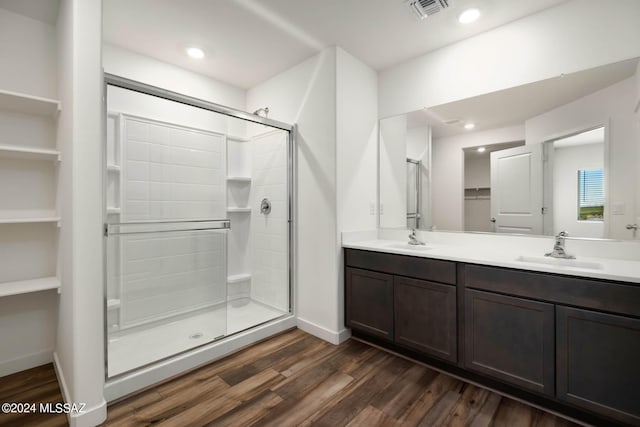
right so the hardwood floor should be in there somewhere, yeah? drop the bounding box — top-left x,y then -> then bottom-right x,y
0,364 -> 67,427
0,329 -> 580,427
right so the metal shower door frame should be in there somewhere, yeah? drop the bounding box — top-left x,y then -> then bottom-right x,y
102,73 -> 296,380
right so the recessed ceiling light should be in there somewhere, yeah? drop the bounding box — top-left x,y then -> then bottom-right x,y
477,147 -> 486,153
186,47 -> 205,59
459,8 -> 480,24
464,122 -> 476,130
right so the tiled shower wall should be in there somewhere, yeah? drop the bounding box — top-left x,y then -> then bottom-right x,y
112,116 -> 228,329
123,117 -> 226,221
250,130 -> 289,312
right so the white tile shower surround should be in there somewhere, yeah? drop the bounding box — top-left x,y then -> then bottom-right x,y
107,299 -> 287,377
250,130 -> 289,312
114,230 -> 227,327
123,116 -> 226,222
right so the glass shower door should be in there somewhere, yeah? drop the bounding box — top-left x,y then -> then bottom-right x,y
105,221 -> 228,377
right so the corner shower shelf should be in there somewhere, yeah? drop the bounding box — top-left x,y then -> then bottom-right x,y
227,207 -> 251,213
0,144 -> 61,161
107,164 -> 121,173
226,176 -> 251,182
227,273 -> 251,284
0,276 -> 60,298
227,135 -> 250,143
106,208 -> 121,214
0,89 -> 60,116
0,216 -> 60,225
107,299 -> 121,310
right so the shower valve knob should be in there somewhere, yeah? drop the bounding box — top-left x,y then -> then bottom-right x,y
260,198 -> 271,215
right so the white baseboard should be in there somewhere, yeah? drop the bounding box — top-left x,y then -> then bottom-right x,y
52,352 -> 71,403
68,400 -> 107,427
296,317 -> 351,345
54,351 -> 108,427
0,349 -> 53,377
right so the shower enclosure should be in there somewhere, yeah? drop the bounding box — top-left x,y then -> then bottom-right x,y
103,75 -> 293,381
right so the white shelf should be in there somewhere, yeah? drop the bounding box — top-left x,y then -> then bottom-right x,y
227,135 -> 250,143
0,276 -> 60,298
0,216 -> 60,224
0,89 -> 60,116
0,144 -> 61,161
227,273 -> 252,284
107,298 -> 121,310
227,207 -> 251,213
226,176 -> 251,182
107,164 -> 121,173
107,208 -> 121,214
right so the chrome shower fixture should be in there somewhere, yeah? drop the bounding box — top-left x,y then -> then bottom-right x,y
253,107 -> 269,117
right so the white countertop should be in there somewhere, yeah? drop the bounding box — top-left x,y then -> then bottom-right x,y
343,238 -> 640,284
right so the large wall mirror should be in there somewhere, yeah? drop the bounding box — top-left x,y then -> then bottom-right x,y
379,57 -> 640,240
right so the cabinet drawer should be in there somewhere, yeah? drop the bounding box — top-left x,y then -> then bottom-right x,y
394,277 -> 457,362
345,249 -> 456,285
557,306 -> 640,425
464,264 -> 640,318
465,289 -> 555,396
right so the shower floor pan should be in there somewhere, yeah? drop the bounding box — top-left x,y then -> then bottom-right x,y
107,300 -> 287,377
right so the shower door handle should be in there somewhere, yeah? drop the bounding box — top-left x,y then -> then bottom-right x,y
105,219 -> 230,236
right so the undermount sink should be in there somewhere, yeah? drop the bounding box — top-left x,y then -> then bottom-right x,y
515,255 -> 603,270
384,242 -> 432,252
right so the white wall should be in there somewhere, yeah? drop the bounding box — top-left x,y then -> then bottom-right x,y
0,7 -> 57,98
0,7 -> 58,377
335,47 -> 378,338
379,0 -> 640,118
55,0 -> 107,425
432,125 -> 524,231
464,154 -> 490,189
526,78 -> 637,239
247,48 -> 341,342
553,143 -> 604,237
104,44 -> 245,111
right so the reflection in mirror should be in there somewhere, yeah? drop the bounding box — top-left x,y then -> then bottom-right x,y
463,141 -> 523,232
379,57 -> 639,240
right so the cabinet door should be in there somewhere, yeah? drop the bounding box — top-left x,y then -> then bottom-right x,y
395,277 -> 457,362
557,306 -> 640,425
464,289 -> 554,395
345,267 -> 394,341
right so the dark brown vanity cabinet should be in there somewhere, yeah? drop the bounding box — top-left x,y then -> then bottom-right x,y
345,267 -> 394,341
344,249 -> 457,362
345,249 -> 640,425
464,289 -> 555,396
557,306 -> 640,425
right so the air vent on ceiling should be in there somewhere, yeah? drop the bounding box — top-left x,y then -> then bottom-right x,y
406,0 -> 452,20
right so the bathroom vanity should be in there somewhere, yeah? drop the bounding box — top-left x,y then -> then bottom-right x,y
344,243 -> 640,426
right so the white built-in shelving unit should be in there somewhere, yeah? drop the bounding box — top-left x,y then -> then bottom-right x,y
0,89 -> 62,298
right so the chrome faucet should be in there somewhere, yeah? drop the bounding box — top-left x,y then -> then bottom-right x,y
408,229 -> 425,245
545,231 -> 575,259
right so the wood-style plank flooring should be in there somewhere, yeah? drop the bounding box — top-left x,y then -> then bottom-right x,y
0,329 -> 580,426
0,363 -> 68,427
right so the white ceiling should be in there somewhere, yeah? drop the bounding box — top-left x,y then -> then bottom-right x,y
103,0 -> 568,89
407,58 -> 639,137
